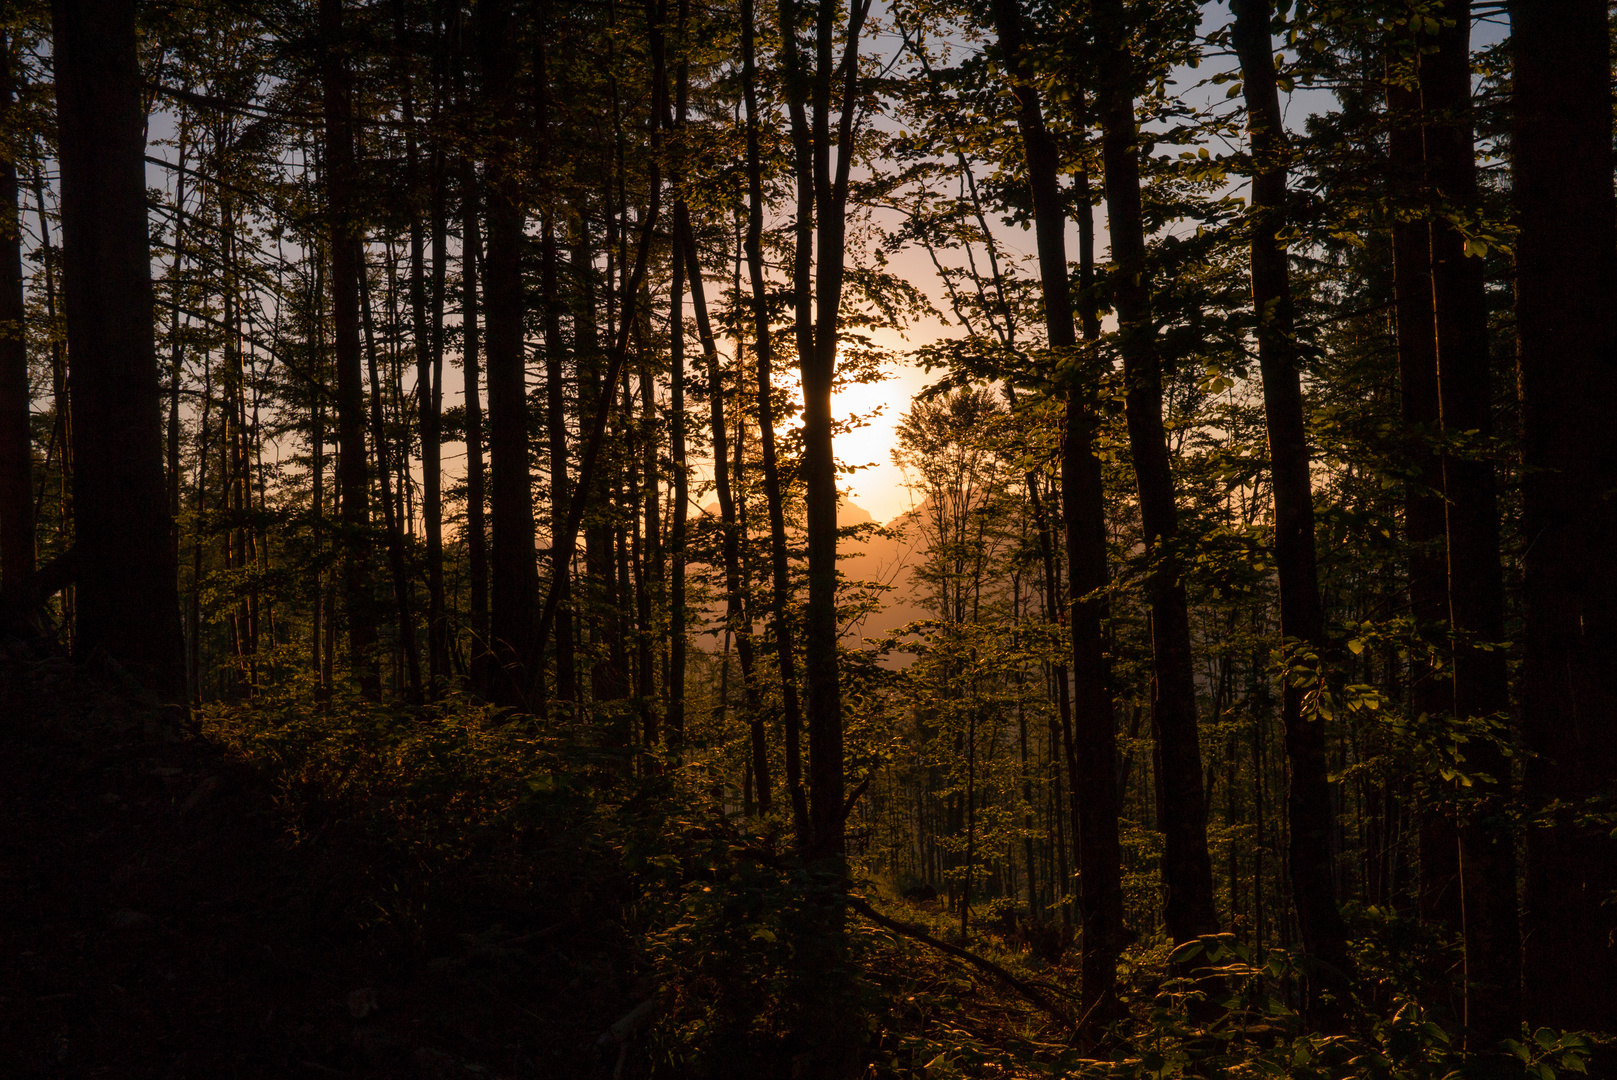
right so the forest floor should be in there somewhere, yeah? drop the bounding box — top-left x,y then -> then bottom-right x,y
0,655 -> 636,1080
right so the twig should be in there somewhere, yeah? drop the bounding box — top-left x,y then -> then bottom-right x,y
840,775 -> 872,824
846,894 -> 1071,1025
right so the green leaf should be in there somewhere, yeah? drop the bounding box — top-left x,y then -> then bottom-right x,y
1347,638 -> 1365,655
1169,939 -> 1204,964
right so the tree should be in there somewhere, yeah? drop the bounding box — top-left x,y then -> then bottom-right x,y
779,0 -> 869,864
0,30 -> 34,607
51,0 -> 185,699
319,0 -> 381,698
478,0 -> 540,706
1230,0 -> 1349,995
986,0 -> 1123,1019
1511,0 -> 1617,1033
1091,0 -> 1216,944
1384,14 -> 1459,931
1421,0 -> 1520,1045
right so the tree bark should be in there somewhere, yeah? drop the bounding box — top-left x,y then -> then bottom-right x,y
478,0 -> 540,707
319,0 -> 381,698
395,0 -> 448,697
460,158 -> 490,696
780,0 -> 867,864
1511,0 -> 1617,1034
1385,49 -> 1461,932
1091,0 -> 1217,944
52,0 -> 185,700
1422,3 -> 1521,1046
0,33 -> 35,604
1231,0 -> 1350,991
359,247 -> 424,703
986,0 -> 1123,1019
743,0 -> 808,837
681,217 -> 763,805
667,221 -> 688,748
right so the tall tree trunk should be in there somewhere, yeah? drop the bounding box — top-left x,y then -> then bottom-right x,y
461,160 -> 490,696
164,125 -> 190,584
986,0 -> 1123,1019
532,36 -> 576,710
1091,0 -> 1217,944
743,0 -> 807,836
479,0 -> 540,706
531,36 -> 662,710
667,218 -> 688,748
780,0 -> 868,862
1511,0 -> 1617,1034
637,351 -> 661,748
360,249 -> 425,703
319,0 -> 381,698
1385,50 -> 1461,931
681,219 -> 763,805
1232,0 -> 1350,993
31,160 -> 69,642
1422,3 -> 1521,1047
396,0 -> 447,696
0,33 -> 35,605
51,0 -> 185,700
777,0 -> 868,1071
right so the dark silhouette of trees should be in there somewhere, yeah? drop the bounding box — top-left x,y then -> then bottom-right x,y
1422,0 -> 1521,1045
1092,0 -> 1216,945
1231,0 -> 1349,996
8,0 -> 1617,1070
51,0 -> 185,699
0,31 -> 33,608
986,0 -> 1123,1021
1512,0 -> 1617,1033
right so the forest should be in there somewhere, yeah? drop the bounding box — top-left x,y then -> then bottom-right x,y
0,0 -> 1613,1076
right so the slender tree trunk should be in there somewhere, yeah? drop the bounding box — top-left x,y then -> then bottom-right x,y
479,0 -> 540,706
539,211 -> 575,704
1386,53 -> 1462,931
0,34 -> 35,605
1092,0 -> 1217,944
164,124 -> 191,586
667,219 -> 688,747
427,138 -> 448,695
780,0 -> 868,864
31,161 -> 69,644
533,181 -> 573,713
1511,0 -> 1617,1035
319,0 -> 381,697
461,160 -> 490,696
681,220 -> 763,804
743,0 -> 807,837
530,52 -> 662,707
1422,3 -> 1521,1047
638,351 -> 661,747
360,247 -> 424,703
311,301 -> 326,692
51,0 -> 185,700
987,0 -> 1123,1016
396,0 -> 447,696
777,1 -> 868,1071
1232,0 -> 1350,994
531,36 -> 576,710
